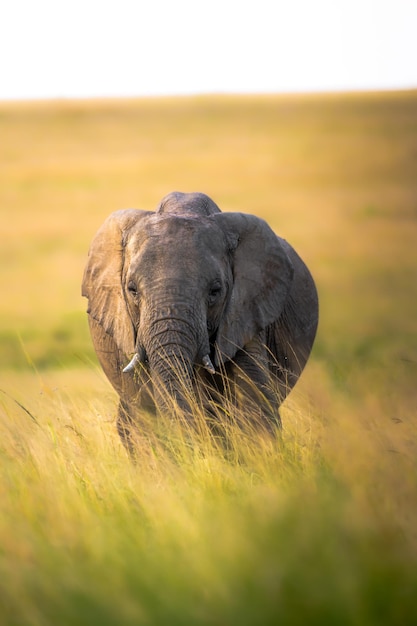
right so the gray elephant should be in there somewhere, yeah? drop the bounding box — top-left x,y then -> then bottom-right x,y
82,192 -> 318,452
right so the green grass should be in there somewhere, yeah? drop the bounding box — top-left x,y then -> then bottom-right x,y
1,369 -> 416,625
1,91 -> 417,624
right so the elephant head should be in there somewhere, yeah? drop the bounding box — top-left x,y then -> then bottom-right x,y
82,192 -> 317,422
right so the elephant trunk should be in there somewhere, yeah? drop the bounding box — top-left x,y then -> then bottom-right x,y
140,313 -> 209,416
148,344 -> 194,415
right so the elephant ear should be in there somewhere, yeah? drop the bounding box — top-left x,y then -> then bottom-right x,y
82,209 -> 151,355
212,212 -> 294,365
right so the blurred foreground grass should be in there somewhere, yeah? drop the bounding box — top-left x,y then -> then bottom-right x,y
1,367 -> 416,625
0,91 -> 417,624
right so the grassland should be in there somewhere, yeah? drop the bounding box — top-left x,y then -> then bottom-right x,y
0,91 -> 416,625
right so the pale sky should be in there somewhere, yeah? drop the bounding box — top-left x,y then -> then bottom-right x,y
1,0 -> 416,101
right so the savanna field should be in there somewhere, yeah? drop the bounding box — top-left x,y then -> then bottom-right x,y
0,91 -> 416,625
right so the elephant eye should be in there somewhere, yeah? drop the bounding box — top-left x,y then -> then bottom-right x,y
127,280 -> 138,296
208,282 -> 222,306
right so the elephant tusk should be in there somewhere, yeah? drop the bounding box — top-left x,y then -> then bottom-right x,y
122,352 -> 141,373
202,355 -> 216,374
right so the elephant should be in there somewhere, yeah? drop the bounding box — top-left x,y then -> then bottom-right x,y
82,191 -> 318,453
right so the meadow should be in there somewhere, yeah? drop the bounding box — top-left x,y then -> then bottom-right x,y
0,90 -> 416,624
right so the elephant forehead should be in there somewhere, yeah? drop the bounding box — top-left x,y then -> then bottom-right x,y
129,215 -> 226,256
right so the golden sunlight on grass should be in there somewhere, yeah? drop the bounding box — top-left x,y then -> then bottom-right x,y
0,91 -> 416,624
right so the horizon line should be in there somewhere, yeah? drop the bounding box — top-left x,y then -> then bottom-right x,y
1,85 -> 416,107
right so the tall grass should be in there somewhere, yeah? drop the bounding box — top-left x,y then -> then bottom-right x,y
1,365 -> 416,626
1,91 -> 417,623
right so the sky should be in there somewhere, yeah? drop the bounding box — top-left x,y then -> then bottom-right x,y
1,0 -> 416,101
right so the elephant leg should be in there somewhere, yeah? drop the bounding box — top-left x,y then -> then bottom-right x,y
117,394 -> 161,460
230,333 -> 281,431
117,400 -> 139,459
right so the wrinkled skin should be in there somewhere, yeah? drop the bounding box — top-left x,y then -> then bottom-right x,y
82,192 -> 318,453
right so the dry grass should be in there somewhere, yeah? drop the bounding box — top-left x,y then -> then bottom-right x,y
0,90 -> 416,624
